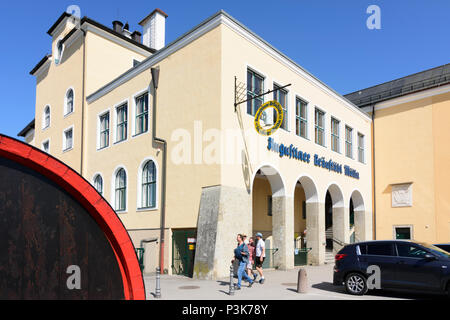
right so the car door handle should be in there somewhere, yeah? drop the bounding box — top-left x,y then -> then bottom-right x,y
397,261 -> 405,264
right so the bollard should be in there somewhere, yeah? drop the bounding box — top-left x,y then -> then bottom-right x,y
229,264 -> 235,296
297,268 -> 308,293
155,267 -> 162,298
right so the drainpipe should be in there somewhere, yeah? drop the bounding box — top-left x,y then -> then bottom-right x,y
80,27 -> 86,176
371,104 -> 376,240
151,67 -> 167,275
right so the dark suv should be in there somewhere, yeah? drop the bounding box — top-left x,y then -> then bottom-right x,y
333,240 -> 450,296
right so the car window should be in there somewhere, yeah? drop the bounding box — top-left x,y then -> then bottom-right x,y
419,243 -> 450,259
396,243 -> 428,258
358,244 -> 367,255
366,243 -> 394,256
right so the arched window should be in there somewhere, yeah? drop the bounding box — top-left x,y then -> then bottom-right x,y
55,40 -> 64,64
43,106 -> 50,129
65,89 -> 74,115
141,160 -> 156,209
94,174 -> 103,195
115,169 -> 127,211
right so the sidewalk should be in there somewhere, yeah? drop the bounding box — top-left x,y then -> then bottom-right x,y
143,264 -> 415,300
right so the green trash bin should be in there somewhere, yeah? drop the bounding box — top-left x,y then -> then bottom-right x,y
294,248 -> 311,266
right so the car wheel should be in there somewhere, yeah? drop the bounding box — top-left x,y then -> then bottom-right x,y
345,273 -> 368,296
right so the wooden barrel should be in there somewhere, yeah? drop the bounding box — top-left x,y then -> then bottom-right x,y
0,135 -> 145,300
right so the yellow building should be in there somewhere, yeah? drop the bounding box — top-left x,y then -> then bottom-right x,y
23,9 -> 373,279
346,64 -> 450,244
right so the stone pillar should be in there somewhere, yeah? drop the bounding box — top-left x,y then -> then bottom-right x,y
332,207 -> 350,253
306,202 -> 325,265
355,210 -> 372,242
193,185 -> 252,280
272,196 -> 294,270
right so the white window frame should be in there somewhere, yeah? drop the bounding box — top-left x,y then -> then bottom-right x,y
42,139 -> 50,153
357,132 -> 365,163
393,225 -> 414,240
137,157 -> 159,211
111,165 -> 128,213
113,99 -> 129,144
62,125 -> 74,152
330,116 -> 341,153
295,95 -> 309,140
64,87 -> 75,116
93,173 -> 104,196
42,105 -> 51,130
132,88 -> 150,137
246,66 -> 266,117
273,81 -> 289,131
345,125 -> 353,159
97,109 -> 110,151
314,107 -> 326,147
54,39 -> 65,65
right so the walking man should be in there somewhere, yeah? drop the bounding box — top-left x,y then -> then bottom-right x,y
231,234 -> 254,290
255,232 -> 266,284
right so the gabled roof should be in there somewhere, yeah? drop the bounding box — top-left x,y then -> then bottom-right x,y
47,12 -> 71,35
17,119 -> 35,137
29,55 -> 51,75
345,63 -> 450,108
31,13 -> 156,76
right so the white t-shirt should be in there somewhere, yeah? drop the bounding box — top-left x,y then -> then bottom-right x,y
256,239 -> 265,257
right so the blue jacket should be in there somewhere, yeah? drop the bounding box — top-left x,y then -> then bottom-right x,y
234,243 -> 249,263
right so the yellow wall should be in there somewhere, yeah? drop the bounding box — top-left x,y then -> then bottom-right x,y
85,26 -> 223,230
373,88 -> 450,243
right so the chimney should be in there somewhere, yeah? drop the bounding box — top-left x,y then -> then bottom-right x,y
112,20 -> 124,33
131,31 -> 142,43
139,8 -> 168,50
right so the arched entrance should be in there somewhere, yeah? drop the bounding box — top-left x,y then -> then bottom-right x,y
325,184 -> 346,255
293,175 -> 320,266
350,190 -> 366,243
251,165 -> 291,270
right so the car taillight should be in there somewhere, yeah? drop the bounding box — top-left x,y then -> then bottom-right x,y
335,254 -> 347,261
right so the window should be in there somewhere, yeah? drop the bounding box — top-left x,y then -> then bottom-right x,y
247,69 -> 264,116
315,108 -> 325,146
63,128 -> 73,151
43,106 -> 50,129
42,140 -> 49,153
141,160 -> 157,209
295,98 -> 308,138
94,175 -> 103,195
55,40 -> 63,64
135,93 -> 149,135
116,103 -> 128,142
358,133 -> 365,163
267,196 -> 272,217
99,112 -> 110,149
396,243 -> 427,258
395,227 -> 412,240
273,84 -> 288,130
331,117 -> 340,153
366,243 -> 394,256
65,89 -> 74,115
345,126 -> 353,158
115,169 -> 127,211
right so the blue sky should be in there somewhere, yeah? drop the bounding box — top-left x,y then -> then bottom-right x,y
0,0 -> 448,138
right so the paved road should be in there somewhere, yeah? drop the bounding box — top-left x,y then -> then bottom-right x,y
143,264 -> 440,300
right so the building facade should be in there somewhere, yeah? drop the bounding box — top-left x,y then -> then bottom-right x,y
24,9 -> 373,279
346,64 -> 450,245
